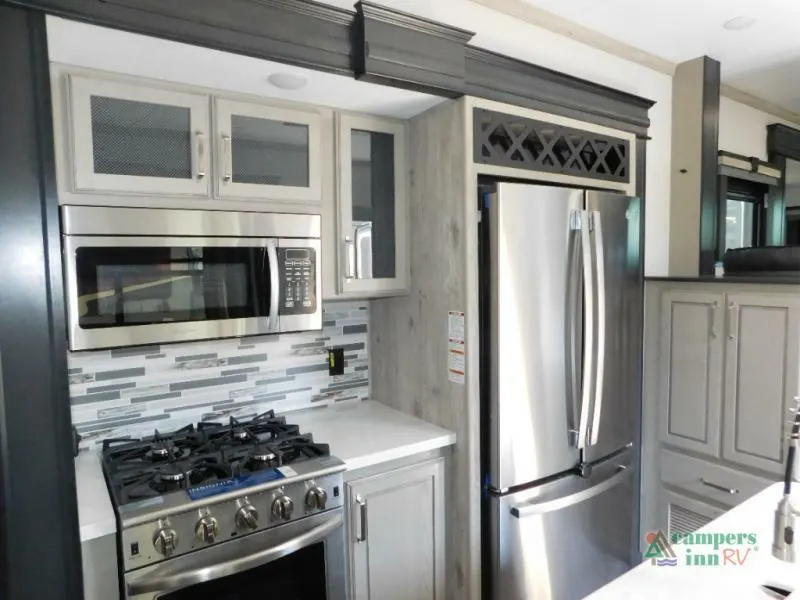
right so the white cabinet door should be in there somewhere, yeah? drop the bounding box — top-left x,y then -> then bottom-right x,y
347,459 -> 444,600
336,114 -> 408,297
662,490 -> 726,538
659,290 -> 725,457
723,293 -> 800,475
214,98 -> 322,202
68,75 -> 210,196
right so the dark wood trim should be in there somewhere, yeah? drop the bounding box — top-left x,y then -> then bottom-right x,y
768,123 -> 800,162
8,0 -> 654,135
0,6 -> 83,600
465,46 -> 654,136
767,154 -> 788,246
6,0 -> 358,75
716,174 -> 728,261
698,56 -> 721,275
354,1 -> 474,97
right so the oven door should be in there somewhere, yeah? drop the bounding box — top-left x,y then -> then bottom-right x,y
63,236 -> 281,351
126,510 -> 346,600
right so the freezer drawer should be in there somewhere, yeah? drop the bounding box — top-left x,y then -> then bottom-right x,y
491,458 -> 635,600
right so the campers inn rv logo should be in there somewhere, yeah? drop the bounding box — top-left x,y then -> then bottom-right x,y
644,530 -> 758,567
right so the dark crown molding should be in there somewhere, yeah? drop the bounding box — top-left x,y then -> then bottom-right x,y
355,1 -> 475,97
9,0 -> 358,75
465,46 -> 654,135
8,0 -> 654,133
356,1 -> 473,42
768,123 -> 800,162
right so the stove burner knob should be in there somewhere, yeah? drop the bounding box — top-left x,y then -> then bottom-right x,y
235,504 -> 259,530
153,524 -> 179,557
305,487 -> 328,510
271,495 -> 294,521
194,515 -> 220,544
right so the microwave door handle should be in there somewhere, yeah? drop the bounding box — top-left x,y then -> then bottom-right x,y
267,241 -> 279,331
589,211 -> 606,446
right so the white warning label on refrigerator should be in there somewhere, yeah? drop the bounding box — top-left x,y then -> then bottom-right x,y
448,311 -> 466,384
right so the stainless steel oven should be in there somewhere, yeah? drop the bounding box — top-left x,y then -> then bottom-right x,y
61,206 -> 321,351
125,509 -> 346,600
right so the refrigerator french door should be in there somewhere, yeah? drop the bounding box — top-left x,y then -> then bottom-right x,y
482,182 -> 643,600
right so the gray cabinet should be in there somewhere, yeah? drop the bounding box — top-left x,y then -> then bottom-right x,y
659,290 -> 725,457
722,293 -> 800,475
336,114 -> 409,297
346,458 -> 444,600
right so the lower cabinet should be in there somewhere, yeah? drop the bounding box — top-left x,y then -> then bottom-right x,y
345,458 -> 445,600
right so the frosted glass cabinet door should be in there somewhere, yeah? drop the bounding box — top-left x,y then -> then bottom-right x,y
68,75 -> 210,196
337,114 -> 408,296
214,99 -> 322,202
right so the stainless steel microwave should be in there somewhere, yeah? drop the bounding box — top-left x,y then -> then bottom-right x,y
61,206 -> 321,351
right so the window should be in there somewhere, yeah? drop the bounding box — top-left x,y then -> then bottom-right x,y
724,198 -> 755,251
717,175 -> 768,258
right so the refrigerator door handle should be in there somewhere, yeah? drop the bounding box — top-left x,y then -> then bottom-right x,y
566,210 -> 582,446
576,209 -> 594,450
589,211 -> 606,446
510,465 -> 630,518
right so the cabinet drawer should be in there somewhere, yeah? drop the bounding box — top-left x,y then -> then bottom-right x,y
660,449 -> 775,508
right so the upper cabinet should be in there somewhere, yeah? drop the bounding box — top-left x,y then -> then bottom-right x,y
336,114 -> 408,296
214,99 -> 322,202
68,75 -> 210,196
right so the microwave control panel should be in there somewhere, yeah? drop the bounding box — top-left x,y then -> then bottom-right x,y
278,248 -> 317,315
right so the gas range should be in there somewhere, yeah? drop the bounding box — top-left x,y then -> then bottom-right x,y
102,410 -> 346,584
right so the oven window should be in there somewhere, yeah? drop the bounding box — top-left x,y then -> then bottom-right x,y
159,543 -> 327,600
75,246 -> 271,328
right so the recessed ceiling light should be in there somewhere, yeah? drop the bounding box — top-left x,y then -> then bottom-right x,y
723,15 -> 756,31
266,72 -> 308,90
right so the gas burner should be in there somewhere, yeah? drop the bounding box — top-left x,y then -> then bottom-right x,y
231,427 -> 250,442
157,463 -> 188,483
249,446 -> 278,465
146,441 -> 181,461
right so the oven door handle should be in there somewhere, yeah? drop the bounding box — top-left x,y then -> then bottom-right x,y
267,240 -> 280,331
127,513 -> 342,595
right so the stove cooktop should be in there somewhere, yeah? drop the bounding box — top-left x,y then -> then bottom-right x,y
102,410 -> 331,506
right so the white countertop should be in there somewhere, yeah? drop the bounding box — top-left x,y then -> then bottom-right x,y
589,482 -> 800,599
291,401 -> 456,472
75,450 -> 117,543
75,400 -> 456,542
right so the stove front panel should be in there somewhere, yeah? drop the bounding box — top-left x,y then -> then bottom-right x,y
119,468 -> 344,572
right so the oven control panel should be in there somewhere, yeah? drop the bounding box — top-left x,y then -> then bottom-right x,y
119,470 -> 343,572
278,248 -> 317,315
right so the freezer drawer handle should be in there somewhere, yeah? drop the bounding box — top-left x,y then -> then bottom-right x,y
510,465 -> 630,519
700,478 -> 739,495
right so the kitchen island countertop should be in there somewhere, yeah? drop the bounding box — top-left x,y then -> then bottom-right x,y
589,482 -> 800,599
75,400 -> 456,542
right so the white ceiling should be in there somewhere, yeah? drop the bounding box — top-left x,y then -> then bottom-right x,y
513,0 -> 800,113
45,16 -> 443,119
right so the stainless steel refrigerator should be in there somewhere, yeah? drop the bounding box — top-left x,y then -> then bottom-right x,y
480,182 -> 643,600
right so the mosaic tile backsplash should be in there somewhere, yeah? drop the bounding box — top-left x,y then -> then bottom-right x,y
69,301 -> 369,449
